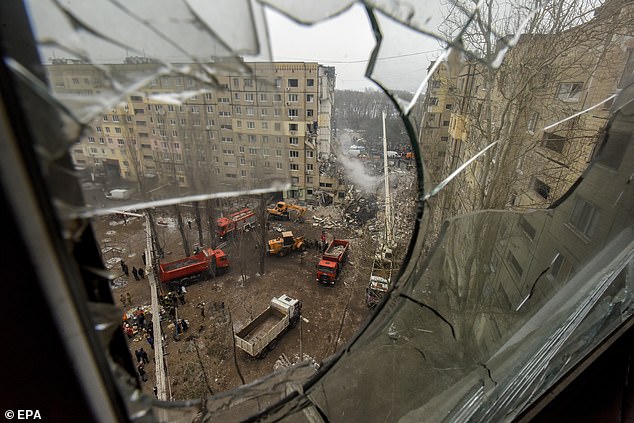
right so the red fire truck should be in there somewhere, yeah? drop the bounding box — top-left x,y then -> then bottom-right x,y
216,208 -> 256,239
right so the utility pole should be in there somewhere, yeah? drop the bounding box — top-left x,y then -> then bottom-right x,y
145,212 -> 169,402
382,111 -> 393,248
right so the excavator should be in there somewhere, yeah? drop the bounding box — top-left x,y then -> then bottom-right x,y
267,201 -> 307,221
267,231 -> 306,257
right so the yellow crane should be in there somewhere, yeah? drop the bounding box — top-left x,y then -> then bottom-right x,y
267,201 -> 307,221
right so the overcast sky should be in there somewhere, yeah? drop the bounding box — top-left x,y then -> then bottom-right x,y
27,0 -> 446,93
265,3 -> 445,92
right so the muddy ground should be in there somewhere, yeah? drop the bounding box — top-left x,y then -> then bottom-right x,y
94,202 -> 390,400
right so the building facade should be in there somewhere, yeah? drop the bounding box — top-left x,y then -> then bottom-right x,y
48,60 -> 338,202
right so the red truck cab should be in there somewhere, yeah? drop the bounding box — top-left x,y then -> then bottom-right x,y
316,239 -> 349,285
317,259 -> 340,285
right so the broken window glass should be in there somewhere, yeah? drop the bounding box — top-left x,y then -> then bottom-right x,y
3,0 -> 634,421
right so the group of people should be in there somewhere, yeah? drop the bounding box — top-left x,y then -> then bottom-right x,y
135,347 -> 150,382
120,258 -> 146,280
119,292 -> 133,307
160,289 -> 186,320
122,307 -> 153,340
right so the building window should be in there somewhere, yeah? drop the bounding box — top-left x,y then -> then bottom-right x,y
288,78 -> 298,87
274,123 -> 281,131
306,151 -> 314,158
261,108 -> 267,116
618,49 -> 634,88
248,135 -> 256,143
260,93 -> 268,101
533,178 -> 551,200
307,78 -> 314,86
289,123 -> 298,131
429,97 -> 439,106
249,148 -> 257,155
290,150 -> 299,158
247,121 -> 255,129
288,93 -> 298,102
263,136 -> 269,143
88,136 -> 95,143
527,112 -> 539,133
306,94 -> 314,103
262,122 -> 268,129
235,106 -> 241,114
274,78 -> 281,88
244,78 -> 253,87
542,132 -> 565,153
275,149 -> 282,157
236,120 -> 242,128
507,251 -> 524,277
569,197 -> 599,238
519,216 -> 536,241
307,109 -> 314,117
306,163 -> 313,171
442,120 -> 450,126
596,132 -> 628,170
246,107 -> 254,116
556,82 -> 583,102
288,109 -> 298,117
440,136 -> 449,141
445,104 -> 452,110
274,94 -> 282,102
245,93 -> 254,102
206,105 -> 213,113
290,163 -> 299,171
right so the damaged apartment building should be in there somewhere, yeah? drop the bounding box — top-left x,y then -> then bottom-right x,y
48,59 -> 343,203
419,1 -> 634,221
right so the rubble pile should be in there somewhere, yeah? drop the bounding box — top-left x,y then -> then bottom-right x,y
311,205 -> 345,229
274,353 -> 320,371
343,193 -> 378,227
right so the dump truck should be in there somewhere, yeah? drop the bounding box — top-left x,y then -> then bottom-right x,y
267,201 -> 307,221
234,295 -> 302,359
316,239 -> 350,285
268,231 -> 306,256
158,247 -> 229,288
216,208 -> 256,239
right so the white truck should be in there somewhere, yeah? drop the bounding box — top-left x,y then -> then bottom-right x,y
105,188 -> 132,200
234,295 -> 302,359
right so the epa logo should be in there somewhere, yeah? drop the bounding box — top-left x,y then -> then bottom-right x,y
4,410 -> 42,420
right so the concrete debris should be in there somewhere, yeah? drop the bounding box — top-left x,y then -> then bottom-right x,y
273,353 -> 320,371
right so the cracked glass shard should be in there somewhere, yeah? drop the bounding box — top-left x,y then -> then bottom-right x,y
259,0 -> 357,23
305,86 -> 634,422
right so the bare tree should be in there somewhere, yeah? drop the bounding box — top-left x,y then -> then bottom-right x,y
435,0 -> 628,218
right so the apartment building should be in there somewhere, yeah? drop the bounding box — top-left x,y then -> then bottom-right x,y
48,60 -> 337,202
418,1 -> 633,219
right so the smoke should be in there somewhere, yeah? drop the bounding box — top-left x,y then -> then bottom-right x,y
336,131 -> 381,194
338,156 -> 380,194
